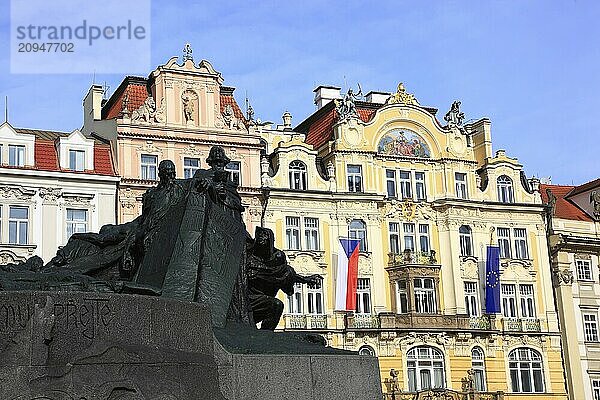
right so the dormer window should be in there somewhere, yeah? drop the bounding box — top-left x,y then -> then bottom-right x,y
497,175 -> 514,203
69,150 -> 85,171
8,145 -> 25,167
289,160 -> 307,190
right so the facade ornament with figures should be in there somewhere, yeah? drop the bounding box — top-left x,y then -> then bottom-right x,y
131,97 -> 158,123
182,43 -> 193,63
335,84 -> 362,120
590,190 -> 600,220
385,82 -> 419,106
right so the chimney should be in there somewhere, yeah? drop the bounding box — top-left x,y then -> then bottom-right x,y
365,91 -> 390,104
282,111 -> 292,129
83,84 -> 104,131
314,85 -> 341,109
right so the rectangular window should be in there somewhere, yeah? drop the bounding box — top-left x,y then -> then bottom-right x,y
593,379 -> 600,400
304,217 -> 319,250
226,161 -> 241,186
459,227 -> 473,256
307,279 -> 324,314
287,282 -> 303,314
8,145 -> 25,167
415,172 -> 426,200
183,157 -> 200,179
576,259 -> 593,281
396,280 -> 408,313
497,227 -> 511,258
584,314 -> 599,342
514,228 -> 529,259
285,216 -> 301,250
68,150 -> 85,171
403,223 -> 416,251
140,154 -> 158,180
418,224 -> 430,253
464,282 -> 479,317
347,165 -> 363,193
501,284 -> 517,317
356,278 -> 371,314
455,172 -> 468,199
399,170 -> 412,199
519,284 -> 536,318
414,277 -> 436,313
8,206 -> 28,244
389,222 -> 400,254
66,209 -> 87,240
386,169 -> 396,198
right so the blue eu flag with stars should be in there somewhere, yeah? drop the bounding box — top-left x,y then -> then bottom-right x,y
485,246 -> 501,314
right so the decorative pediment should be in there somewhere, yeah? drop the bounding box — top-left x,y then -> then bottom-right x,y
0,186 -> 36,200
377,129 -> 431,158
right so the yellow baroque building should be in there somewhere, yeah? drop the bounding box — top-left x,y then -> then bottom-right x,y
259,86 -> 567,399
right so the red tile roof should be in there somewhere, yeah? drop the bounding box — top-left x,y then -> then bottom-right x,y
220,93 -> 248,127
11,128 -> 116,176
103,76 -> 148,120
540,184 -> 592,222
567,177 -> 600,197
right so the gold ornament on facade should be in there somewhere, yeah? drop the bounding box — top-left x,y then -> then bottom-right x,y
385,82 -> 420,106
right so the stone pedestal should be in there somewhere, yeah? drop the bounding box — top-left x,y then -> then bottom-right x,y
0,292 -> 382,399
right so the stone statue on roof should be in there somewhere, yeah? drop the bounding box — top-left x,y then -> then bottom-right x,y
444,100 -> 465,127
590,190 -> 600,220
335,84 -> 362,120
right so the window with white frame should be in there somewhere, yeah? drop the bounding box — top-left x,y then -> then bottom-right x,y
414,277 -> 436,313
464,282 -> 479,317
576,259 -> 593,281
355,278 -> 371,314
455,172 -> 468,199
419,224 -> 430,253
8,145 -> 25,167
415,172 -> 426,201
289,160 -> 307,190
285,216 -> 301,250
226,161 -> 241,186
8,206 -> 28,244
497,227 -> 511,258
347,165 -> 363,192
349,219 -> 367,252
509,348 -> 544,393
584,313 -> 599,342
140,154 -> 157,180
514,228 -> 529,259
68,150 -> 85,171
501,284 -> 517,317
407,346 -> 445,391
386,169 -> 396,198
389,222 -> 400,254
399,170 -> 412,199
593,379 -> 600,400
403,223 -> 416,251
497,175 -> 515,203
471,347 -> 487,391
459,225 -> 473,256
183,157 -> 200,179
519,284 -> 536,318
287,282 -> 303,314
304,217 -> 319,250
66,209 -> 87,240
396,280 -> 408,314
307,278 -> 324,314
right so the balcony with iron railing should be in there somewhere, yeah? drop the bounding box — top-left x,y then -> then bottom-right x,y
501,317 -> 541,332
384,389 -> 504,400
388,249 -> 438,267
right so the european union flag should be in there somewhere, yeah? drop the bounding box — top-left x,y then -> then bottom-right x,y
485,246 -> 501,314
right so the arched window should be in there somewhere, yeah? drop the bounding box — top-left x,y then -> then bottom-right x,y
349,220 -> 367,252
497,175 -> 514,203
259,139 -> 268,156
407,346 -> 445,391
358,345 -> 375,356
471,347 -> 486,391
509,348 -> 544,393
289,160 -> 307,190
459,225 -> 473,256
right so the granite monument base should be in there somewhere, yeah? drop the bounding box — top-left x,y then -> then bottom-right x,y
0,292 -> 383,400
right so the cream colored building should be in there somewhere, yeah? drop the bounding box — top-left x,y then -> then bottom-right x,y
542,180 -> 600,400
0,122 -> 118,264
260,85 -> 567,399
82,51 -> 264,230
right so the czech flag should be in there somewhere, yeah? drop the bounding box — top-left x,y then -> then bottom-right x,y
485,245 -> 501,314
335,238 -> 361,311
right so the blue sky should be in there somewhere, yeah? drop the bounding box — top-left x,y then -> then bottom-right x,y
0,1 -> 598,185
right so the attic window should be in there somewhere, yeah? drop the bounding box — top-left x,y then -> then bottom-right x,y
69,150 -> 85,171
8,145 -> 25,167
